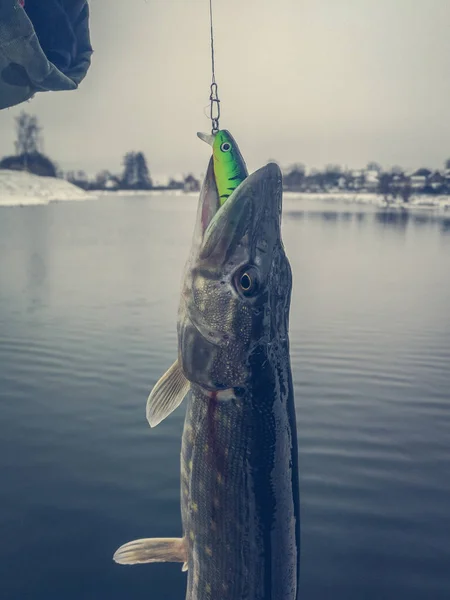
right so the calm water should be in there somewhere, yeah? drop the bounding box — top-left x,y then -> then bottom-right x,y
0,193 -> 449,600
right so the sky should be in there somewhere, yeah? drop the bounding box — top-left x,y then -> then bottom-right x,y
1,0 -> 450,181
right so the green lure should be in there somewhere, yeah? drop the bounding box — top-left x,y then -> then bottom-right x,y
197,130 -> 248,206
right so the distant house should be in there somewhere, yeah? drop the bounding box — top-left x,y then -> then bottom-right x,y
410,168 -> 432,190
364,169 -> 380,191
337,176 -> 347,189
429,171 -> 445,191
349,170 -> 365,190
391,173 -> 406,196
168,178 -> 184,190
104,177 -> 120,190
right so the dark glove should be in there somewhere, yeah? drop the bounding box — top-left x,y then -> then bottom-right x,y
0,0 -> 93,109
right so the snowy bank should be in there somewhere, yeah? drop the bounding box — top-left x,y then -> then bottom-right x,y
0,170 -> 95,207
284,191 -> 450,210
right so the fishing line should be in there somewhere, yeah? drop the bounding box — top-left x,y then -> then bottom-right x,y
208,0 -> 220,134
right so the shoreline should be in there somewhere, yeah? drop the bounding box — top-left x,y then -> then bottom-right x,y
1,170 -> 450,210
283,191 -> 450,210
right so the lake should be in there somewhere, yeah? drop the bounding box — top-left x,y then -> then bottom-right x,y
0,193 -> 449,600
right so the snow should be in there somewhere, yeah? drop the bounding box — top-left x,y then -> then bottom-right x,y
1,169 -> 449,212
284,191 -> 450,210
0,170 -> 95,207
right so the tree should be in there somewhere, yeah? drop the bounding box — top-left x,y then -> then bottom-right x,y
0,152 -> 56,177
0,111 -> 58,177
66,170 -> 89,189
445,159 -> 450,171
284,164 -> 305,191
121,152 -> 136,188
15,112 -> 41,156
412,168 -> 432,178
325,164 -> 342,175
306,169 -> 325,191
135,152 -> 152,189
378,172 -> 393,202
400,181 -> 413,203
121,151 -> 152,189
323,164 -> 342,188
390,165 -> 404,175
183,174 -> 200,192
93,170 -> 112,189
367,162 -> 382,173
168,177 -> 184,190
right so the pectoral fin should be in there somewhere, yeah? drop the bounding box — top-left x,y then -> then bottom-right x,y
146,359 -> 190,427
113,537 -> 187,566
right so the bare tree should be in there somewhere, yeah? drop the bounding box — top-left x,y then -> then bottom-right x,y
15,112 -> 42,159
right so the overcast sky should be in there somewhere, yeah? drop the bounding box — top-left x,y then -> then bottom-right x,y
1,0 -> 450,180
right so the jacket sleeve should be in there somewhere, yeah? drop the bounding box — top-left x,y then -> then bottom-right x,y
0,0 -> 93,110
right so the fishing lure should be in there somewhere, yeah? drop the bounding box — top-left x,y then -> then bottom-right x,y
197,130 -> 248,206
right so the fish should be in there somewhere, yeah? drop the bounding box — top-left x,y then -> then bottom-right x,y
197,129 -> 248,206
113,156 -> 301,600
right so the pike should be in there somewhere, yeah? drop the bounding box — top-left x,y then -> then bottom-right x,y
114,157 -> 301,599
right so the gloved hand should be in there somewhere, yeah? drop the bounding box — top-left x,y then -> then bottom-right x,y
0,0 -> 92,109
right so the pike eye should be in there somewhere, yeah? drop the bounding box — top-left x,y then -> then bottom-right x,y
220,142 -> 231,152
236,267 -> 259,297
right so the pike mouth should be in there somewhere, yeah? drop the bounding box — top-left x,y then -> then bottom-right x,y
197,162 -> 283,264
201,162 -> 283,230
198,155 -> 250,236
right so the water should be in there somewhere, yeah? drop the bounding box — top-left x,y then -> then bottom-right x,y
0,193 -> 449,600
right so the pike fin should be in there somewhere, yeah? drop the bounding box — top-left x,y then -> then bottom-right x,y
146,359 -> 190,427
113,537 -> 187,565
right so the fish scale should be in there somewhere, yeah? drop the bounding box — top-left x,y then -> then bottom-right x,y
183,388 -> 249,599
181,342 -> 299,600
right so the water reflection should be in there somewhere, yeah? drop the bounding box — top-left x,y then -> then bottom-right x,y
284,200 -> 450,236
284,210 -> 306,221
375,209 -> 410,230
321,211 -> 339,222
1,193 -> 450,600
441,218 -> 450,234
411,213 -> 432,226
355,212 -> 368,225
23,208 -> 50,313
